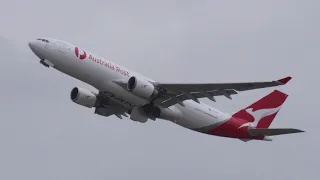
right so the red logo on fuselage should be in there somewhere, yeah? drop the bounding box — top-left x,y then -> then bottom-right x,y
75,47 -> 87,60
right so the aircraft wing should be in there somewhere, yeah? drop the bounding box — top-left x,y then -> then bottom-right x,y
153,76 -> 292,108
94,92 -> 129,119
94,105 -> 129,119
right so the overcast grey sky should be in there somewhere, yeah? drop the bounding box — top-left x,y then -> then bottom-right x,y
0,0 -> 319,179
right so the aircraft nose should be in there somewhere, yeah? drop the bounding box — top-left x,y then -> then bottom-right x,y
28,41 -> 37,50
28,40 -> 45,59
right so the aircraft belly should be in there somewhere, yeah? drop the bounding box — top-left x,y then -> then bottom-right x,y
173,100 -> 224,129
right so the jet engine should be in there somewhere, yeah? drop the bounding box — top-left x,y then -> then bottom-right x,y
70,87 -> 98,108
127,76 -> 158,99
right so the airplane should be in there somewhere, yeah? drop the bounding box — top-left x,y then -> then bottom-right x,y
28,38 -> 304,142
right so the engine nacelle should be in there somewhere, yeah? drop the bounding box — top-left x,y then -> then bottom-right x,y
70,87 -> 98,108
127,76 -> 158,99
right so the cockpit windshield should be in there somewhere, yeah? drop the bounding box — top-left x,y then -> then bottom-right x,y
36,38 -> 49,43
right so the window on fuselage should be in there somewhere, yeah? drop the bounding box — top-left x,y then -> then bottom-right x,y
36,39 -> 49,43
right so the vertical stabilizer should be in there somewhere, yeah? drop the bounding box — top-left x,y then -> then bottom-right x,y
233,90 -> 288,128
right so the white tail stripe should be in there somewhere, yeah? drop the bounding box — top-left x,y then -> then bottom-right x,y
238,106 -> 281,129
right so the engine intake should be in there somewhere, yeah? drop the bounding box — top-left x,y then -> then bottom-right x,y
70,87 -> 98,108
127,76 -> 158,99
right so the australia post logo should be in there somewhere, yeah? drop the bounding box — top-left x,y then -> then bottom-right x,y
74,47 -> 87,60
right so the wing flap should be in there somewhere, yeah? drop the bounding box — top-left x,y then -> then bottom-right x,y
157,89 -> 238,107
94,92 -> 129,119
95,105 -> 128,117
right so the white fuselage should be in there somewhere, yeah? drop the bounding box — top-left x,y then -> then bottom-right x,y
29,38 -> 231,131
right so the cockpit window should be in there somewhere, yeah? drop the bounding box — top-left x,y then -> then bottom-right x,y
36,38 -> 49,43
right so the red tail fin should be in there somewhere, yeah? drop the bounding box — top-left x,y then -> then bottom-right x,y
233,90 -> 288,128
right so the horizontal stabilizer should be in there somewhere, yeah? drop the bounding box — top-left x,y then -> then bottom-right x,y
248,128 -> 304,136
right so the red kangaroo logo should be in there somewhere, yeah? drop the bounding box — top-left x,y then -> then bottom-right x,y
75,47 -> 87,60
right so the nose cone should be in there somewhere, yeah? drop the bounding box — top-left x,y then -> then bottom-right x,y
28,40 -> 41,52
28,41 -> 36,49
28,40 -> 44,59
